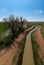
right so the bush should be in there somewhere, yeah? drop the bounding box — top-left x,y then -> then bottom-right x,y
0,34 -> 12,49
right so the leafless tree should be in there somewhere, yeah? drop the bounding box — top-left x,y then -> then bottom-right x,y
3,15 -> 19,39
18,16 -> 25,32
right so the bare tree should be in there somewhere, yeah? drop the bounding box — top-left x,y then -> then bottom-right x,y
18,17 -> 25,32
3,15 -> 19,39
3,15 -> 25,39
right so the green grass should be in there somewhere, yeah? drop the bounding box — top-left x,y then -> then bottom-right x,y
0,22 -> 8,33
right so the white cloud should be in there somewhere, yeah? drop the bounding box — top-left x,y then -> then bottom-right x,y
40,10 -> 43,13
34,10 -> 43,13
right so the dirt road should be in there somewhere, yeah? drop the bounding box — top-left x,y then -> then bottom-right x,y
22,34 -> 35,65
22,26 -> 37,65
35,26 -> 44,62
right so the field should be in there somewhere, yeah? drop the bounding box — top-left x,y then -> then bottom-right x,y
0,22 -> 44,65
31,22 -> 44,65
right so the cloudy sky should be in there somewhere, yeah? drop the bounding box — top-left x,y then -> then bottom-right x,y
0,0 -> 44,21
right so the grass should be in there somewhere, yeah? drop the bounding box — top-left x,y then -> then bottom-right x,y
0,22 -> 8,33
31,31 -> 43,65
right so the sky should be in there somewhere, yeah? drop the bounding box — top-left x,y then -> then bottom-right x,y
0,0 -> 44,21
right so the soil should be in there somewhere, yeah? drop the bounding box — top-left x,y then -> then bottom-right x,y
22,33 -> 34,65
35,26 -> 44,62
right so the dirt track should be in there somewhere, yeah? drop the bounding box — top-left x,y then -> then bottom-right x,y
22,33 -> 34,65
35,26 -> 44,62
